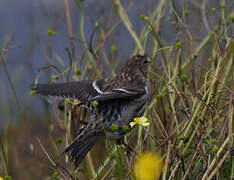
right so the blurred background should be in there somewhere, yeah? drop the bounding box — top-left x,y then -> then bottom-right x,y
0,0 -> 233,179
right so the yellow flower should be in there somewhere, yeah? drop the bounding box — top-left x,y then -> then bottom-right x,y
134,152 -> 163,180
130,116 -> 149,128
0,177 -> 3,180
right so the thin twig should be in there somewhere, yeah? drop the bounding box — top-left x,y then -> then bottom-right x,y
89,23 -> 99,62
143,126 -> 160,145
65,48 -> 73,82
207,151 -> 230,180
37,138 -> 77,180
182,135 -> 203,180
65,0 -> 77,80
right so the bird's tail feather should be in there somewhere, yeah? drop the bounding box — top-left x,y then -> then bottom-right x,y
63,131 -> 99,169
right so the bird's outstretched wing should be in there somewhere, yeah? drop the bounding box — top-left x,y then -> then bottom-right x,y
31,79 -> 106,107
31,80 -> 147,106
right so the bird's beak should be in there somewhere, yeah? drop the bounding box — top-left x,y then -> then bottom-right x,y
146,57 -> 151,63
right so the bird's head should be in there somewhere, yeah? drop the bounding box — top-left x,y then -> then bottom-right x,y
120,55 -> 150,80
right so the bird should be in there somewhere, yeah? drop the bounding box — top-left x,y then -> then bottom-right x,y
32,55 -> 151,169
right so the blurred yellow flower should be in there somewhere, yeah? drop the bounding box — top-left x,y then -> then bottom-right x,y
134,152 -> 163,180
130,116 -> 149,128
0,177 -> 3,180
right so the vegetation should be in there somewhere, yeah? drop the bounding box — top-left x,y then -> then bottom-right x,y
0,0 -> 233,179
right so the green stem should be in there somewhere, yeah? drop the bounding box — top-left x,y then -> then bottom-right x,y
182,33 -> 213,70
94,146 -> 118,179
115,0 -> 144,53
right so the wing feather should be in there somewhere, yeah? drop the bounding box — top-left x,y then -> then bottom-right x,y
92,88 -> 146,102
31,80 -> 105,107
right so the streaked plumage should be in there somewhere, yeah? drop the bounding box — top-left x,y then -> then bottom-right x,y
32,55 -> 151,169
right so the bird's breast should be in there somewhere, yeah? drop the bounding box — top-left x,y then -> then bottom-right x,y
91,95 -> 147,139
